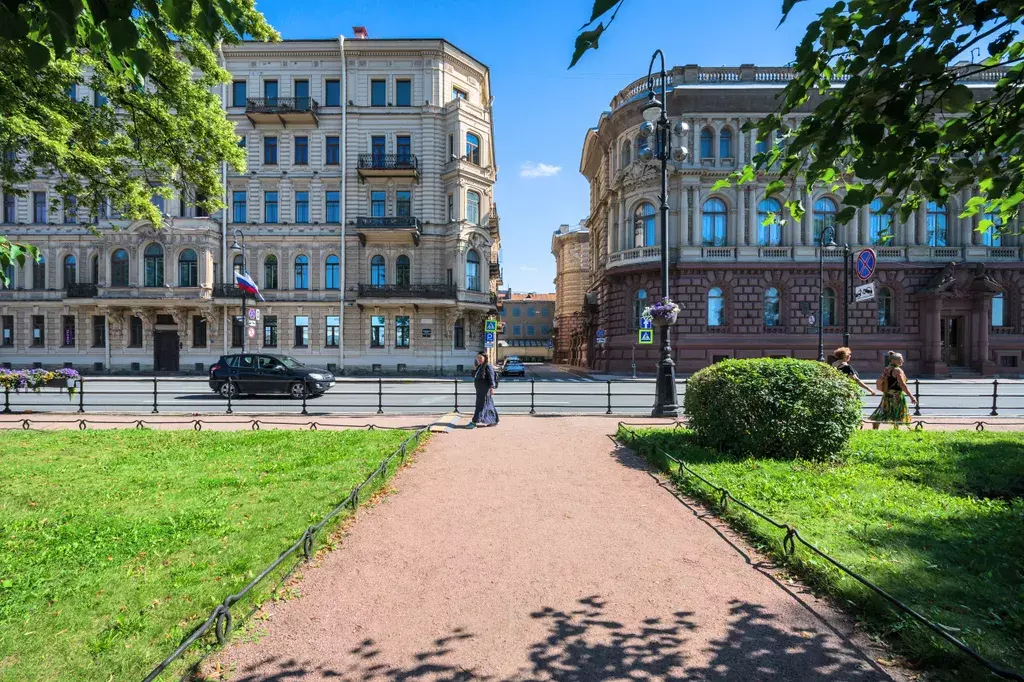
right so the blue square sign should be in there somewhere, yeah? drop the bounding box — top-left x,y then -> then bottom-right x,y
639,317 -> 653,330
638,329 -> 654,344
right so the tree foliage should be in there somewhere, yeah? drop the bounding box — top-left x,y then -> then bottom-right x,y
573,0 -> 1024,238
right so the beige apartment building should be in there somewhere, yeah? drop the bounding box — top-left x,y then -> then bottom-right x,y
496,291 -> 555,362
550,223 -> 592,365
0,31 -> 501,374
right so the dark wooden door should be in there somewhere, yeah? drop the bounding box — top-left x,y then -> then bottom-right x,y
154,331 -> 180,372
940,317 -> 964,367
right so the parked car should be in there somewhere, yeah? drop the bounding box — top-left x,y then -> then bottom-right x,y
502,358 -> 527,377
209,354 -> 335,399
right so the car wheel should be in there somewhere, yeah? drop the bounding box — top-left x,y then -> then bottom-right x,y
219,381 -> 238,399
289,381 -> 308,399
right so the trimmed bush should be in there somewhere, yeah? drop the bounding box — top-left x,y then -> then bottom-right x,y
684,357 -> 861,460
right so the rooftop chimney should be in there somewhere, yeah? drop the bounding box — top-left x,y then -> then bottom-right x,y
352,26 -> 368,39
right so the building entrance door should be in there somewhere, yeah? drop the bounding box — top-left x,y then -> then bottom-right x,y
154,331 -> 180,372
940,317 -> 964,367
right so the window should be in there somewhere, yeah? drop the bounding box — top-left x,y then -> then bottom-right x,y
263,79 -> 278,105
144,243 -> 164,287
33,256 -> 45,289
632,289 -> 647,331
454,318 -> 465,348
541,307 -> 550,317
822,288 -> 836,327
294,255 -> 309,289
394,190 -> 412,218
325,79 -> 340,106
178,249 -> 198,287
512,307 -> 521,317
93,90 -> 107,107
1,264 -> 13,289
700,128 -> 713,159
293,190 -> 309,224
231,254 -> 242,277
90,254 -> 98,284
927,201 -> 948,247
466,250 -> 480,291
231,316 -> 243,347
702,198 -> 727,246
264,255 -> 278,289
512,325 -> 521,335
232,81 -> 246,107
541,325 -> 550,335
813,198 -> 837,245
448,194 -> 454,221
395,316 -> 410,347
757,198 -> 782,246
370,255 -> 386,285
31,314 -> 44,347
326,316 -> 340,346
878,287 -> 894,327
67,84 -> 77,100
396,255 -> 410,287
370,315 -> 385,347
371,79 -> 386,106
294,136 -> 308,165
64,196 -> 78,224
294,79 -> 309,108
111,249 -> 129,286
294,315 -> 309,346
466,133 -> 480,165
396,79 -> 411,106
264,136 -> 277,165
870,199 -> 893,245
755,137 -> 768,155
1,315 -> 12,346
992,293 -> 1006,327
63,255 -> 76,286
364,191 -> 384,218
193,316 -> 207,347
453,86 -> 467,100
325,254 -> 340,289
325,136 -> 340,165
33,191 -> 46,223
527,308 -> 535,317
983,212 -> 1002,246
397,135 -> 411,163
232,190 -> 247,223
371,135 -> 386,160
129,315 -> 143,347
763,287 -> 781,327
719,128 -> 733,159
620,139 -> 631,169
708,287 -> 725,327
634,202 -> 656,247
62,315 -> 75,346
263,315 -> 278,346
466,190 -> 481,225
321,190 -> 339,223
3,194 -> 14,223
527,325 -> 536,335
263,191 -> 278,224
92,315 -> 106,348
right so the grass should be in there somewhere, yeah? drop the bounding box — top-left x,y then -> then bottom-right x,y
0,428 -> 424,681
619,427 -> 1024,681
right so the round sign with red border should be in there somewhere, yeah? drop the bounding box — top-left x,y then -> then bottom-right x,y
855,248 -> 877,281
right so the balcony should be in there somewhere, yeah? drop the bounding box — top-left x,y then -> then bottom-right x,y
357,154 -> 419,183
355,216 -> 421,246
489,260 -> 503,281
607,246 -> 661,269
245,97 -> 320,126
65,283 -> 98,298
357,284 -> 456,300
213,283 -> 244,298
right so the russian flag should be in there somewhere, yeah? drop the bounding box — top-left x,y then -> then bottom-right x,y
235,271 -> 265,301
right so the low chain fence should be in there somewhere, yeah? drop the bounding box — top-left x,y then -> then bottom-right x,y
0,417 -> 433,431
616,422 -> 1024,681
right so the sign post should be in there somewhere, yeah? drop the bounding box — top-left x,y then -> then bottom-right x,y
638,316 -> 653,345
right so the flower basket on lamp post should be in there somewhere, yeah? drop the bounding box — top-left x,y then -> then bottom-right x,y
647,298 -> 680,327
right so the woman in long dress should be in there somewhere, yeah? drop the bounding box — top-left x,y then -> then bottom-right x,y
869,351 -> 916,429
471,352 -> 499,427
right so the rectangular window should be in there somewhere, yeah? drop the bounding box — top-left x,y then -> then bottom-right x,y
33,191 -> 46,223
513,307 -> 521,317
62,315 -> 75,346
396,135 -> 411,163
453,87 -> 467,100
94,90 -> 107,107
294,315 -> 309,347
67,84 -> 77,100
447,194 -> 454,221
231,316 -> 243,347
325,136 -> 340,165
528,308 -> 535,317
512,325 -> 521,336
326,191 -> 340,223
264,136 -> 277,165
232,81 -> 246,107
263,315 -> 278,347
31,315 -> 44,347
64,196 -> 78,224
395,316 -> 410,348
294,79 -> 309,108
326,315 -> 340,347
371,191 -> 386,217
527,325 -> 536,336
1,315 -> 12,346
294,136 -> 308,165
454,320 -> 465,349
396,79 -> 411,106
992,294 -> 1006,327
232,190 -> 247,223
325,79 -> 340,106
33,259 -> 45,289
129,315 -> 143,347
448,134 -> 454,161
92,315 -> 106,348
371,135 -> 386,160
541,325 -> 550,335
370,315 -> 385,347
294,191 -> 309,223
264,191 -> 278,223
541,307 -> 550,317
263,79 -> 278,104
192,316 -> 207,347
397,191 -> 411,217
370,79 -> 386,106
3,194 -> 15,223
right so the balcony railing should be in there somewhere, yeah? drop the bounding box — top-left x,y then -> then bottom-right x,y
357,154 -> 419,171
64,283 -> 98,298
213,283 -> 243,298
245,97 -> 320,126
355,216 -> 420,229
357,284 -> 456,299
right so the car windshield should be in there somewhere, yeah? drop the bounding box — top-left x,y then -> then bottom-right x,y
279,356 -> 305,369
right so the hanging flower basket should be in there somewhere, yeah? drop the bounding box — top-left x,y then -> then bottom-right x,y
646,298 -> 681,327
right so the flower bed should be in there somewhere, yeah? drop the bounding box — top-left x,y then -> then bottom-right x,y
0,368 -> 80,398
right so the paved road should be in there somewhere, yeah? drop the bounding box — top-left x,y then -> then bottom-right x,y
4,365 -> 1022,417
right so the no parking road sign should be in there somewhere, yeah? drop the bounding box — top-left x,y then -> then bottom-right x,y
855,248 -> 877,281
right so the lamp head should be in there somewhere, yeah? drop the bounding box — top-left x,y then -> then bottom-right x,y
639,120 -> 656,137
673,120 -> 690,137
230,240 -> 242,251
672,146 -> 688,163
638,145 -> 655,162
642,95 -> 662,123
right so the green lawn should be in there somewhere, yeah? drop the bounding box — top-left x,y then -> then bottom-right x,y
619,427 -> 1024,680
0,429 -> 423,681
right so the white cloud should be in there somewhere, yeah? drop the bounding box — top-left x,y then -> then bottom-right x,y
519,265 -> 538,272
519,162 -> 562,179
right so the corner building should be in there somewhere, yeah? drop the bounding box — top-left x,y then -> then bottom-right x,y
578,64 -> 1023,377
0,34 -> 501,374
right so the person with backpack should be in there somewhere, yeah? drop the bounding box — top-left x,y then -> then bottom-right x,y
831,346 -> 876,396
869,351 -> 916,429
469,352 -> 499,427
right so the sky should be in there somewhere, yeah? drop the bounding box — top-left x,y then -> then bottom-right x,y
254,0 -> 828,292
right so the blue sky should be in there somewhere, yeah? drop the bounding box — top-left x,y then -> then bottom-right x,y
256,0 -> 826,292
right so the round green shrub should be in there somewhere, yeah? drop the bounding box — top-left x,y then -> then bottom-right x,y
683,357 -> 862,461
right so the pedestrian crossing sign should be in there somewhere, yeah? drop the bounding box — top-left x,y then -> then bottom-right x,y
485,319 -> 498,333
638,329 -> 654,344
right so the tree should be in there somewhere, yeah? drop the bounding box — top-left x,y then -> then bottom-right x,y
0,0 -> 278,282
572,0 -> 1024,237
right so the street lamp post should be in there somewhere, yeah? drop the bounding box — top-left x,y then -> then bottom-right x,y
817,225 -> 838,362
230,228 -> 247,352
639,50 -> 689,417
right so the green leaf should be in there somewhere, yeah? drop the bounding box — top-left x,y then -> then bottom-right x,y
943,84 -> 973,113
105,17 -> 139,54
711,178 -> 732,191
23,40 -> 51,70
569,24 -> 604,69
765,179 -> 785,197
0,6 -> 30,41
130,48 -> 153,75
586,0 -> 620,26
779,0 -> 807,26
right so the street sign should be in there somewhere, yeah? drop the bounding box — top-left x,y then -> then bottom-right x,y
807,313 -> 816,326
246,318 -> 257,328
855,248 -> 877,281
596,328 -> 606,339
547,340 -> 553,349
639,317 -> 653,331
422,328 -> 432,338
638,329 -> 653,344
484,319 -> 498,333
246,326 -> 256,339
484,331 -> 495,344
855,281 -> 876,302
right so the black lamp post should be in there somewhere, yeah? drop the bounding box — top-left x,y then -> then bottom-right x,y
639,50 -> 689,417
230,228 -> 247,352
817,224 -> 854,362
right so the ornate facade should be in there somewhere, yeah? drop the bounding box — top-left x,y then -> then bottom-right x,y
577,65 -> 1023,377
550,223 -> 592,365
0,34 -> 501,374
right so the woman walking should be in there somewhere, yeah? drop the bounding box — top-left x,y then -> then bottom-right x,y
832,347 -> 876,396
470,352 -> 499,427
869,351 -> 916,429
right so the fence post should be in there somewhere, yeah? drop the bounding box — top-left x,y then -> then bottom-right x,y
2,384 -> 9,414
913,379 -> 921,416
453,376 -> 459,413
606,380 -> 612,415
77,377 -> 84,414
301,387 -> 308,416
226,382 -> 233,415
529,378 -> 536,415
377,377 -> 384,415
990,378 -> 999,417
151,376 -> 159,414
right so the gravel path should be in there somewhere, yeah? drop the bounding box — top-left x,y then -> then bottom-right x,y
215,416 -> 898,681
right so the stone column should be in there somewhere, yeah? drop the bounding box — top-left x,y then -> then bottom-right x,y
747,187 -> 758,246
734,189 -> 743,246
859,206 -> 870,246
690,187 -> 700,245
737,119 -> 745,165
680,184 -> 689,246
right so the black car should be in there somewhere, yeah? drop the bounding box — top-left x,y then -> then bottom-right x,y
209,354 -> 335,399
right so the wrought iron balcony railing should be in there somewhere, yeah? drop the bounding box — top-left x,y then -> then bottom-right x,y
357,284 -> 456,299
213,283 -> 243,298
355,216 -> 420,229
65,283 -> 98,298
245,97 -> 320,114
357,153 -> 419,171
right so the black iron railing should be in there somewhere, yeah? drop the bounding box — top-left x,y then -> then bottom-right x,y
357,284 -> 455,299
357,153 -> 418,171
245,97 -> 320,115
64,282 -> 98,298
355,216 -> 420,229
213,283 -> 243,298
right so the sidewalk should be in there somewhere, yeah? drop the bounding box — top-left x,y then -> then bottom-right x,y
211,416 -> 899,681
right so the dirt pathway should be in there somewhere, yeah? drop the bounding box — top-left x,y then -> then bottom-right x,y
216,416 -> 897,681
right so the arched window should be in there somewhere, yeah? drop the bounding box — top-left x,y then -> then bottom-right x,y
870,198 -> 893,246
264,255 -> 278,289
465,132 -> 481,165
370,255 -> 386,286
63,254 -> 77,286
620,139 -> 631,169
325,254 -> 340,290
466,250 -> 481,291
992,293 -> 1006,327
983,212 -> 1002,246
143,244 -> 163,287
719,128 -> 733,159
294,255 -> 309,289
702,198 -> 727,246
878,287 -> 894,327
813,198 -> 837,245
763,287 -> 781,327
708,287 -> 724,327
90,254 -> 99,284
633,202 -> 656,247
757,198 -> 781,246
396,255 -> 410,287
700,128 -> 713,160
927,201 -> 948,246
632,289 -> 648,331
111,249 -> 129,286
33,255 -> 46,289
466,190 -> 481,225
178,249 -> 198,287
232,254 -> 244,276
755,137 -> 768,155
822,288 -> 836,327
